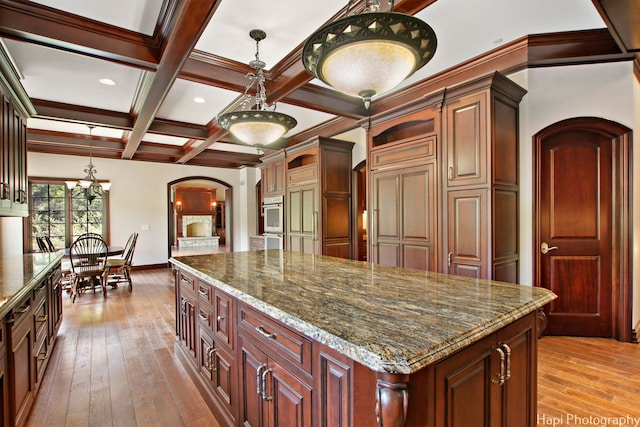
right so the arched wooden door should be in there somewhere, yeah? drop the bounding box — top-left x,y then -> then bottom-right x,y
534,117 -> 631,340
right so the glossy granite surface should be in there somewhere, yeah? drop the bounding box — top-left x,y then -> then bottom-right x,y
170,250 -> 556,374
0,251 -> 64,319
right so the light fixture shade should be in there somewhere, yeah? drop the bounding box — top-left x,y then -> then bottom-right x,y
303,11 -> 437,107
100,182 -> 112,191
78,180 -> 92,189
65,181 -> 77,190
218,110 -> 297,146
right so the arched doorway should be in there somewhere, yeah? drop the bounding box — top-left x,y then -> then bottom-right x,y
167,176 -> 233,257
534,117 -> 632,341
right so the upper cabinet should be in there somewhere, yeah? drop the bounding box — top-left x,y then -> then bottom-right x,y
0,95 -> 28,217
260,150 -> 286,198
1,49 -> 35,217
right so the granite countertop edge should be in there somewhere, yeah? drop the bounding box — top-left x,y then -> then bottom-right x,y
0,251 -> 64,319
170,256 -> 555,374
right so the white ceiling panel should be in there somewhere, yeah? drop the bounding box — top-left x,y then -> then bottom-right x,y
27,118 -> 124,138
143,133 -> 190,146
195,0 -> 348,67
156,78 -> 241,125
4,39 -> 141,113
28,0 -> 165,35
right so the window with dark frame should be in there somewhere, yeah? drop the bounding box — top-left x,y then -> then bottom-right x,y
29,179 -> 109,252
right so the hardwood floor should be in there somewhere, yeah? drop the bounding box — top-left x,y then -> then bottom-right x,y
26,268 -> 219,427
537,335 -> 640,426
25,268 -> 640,427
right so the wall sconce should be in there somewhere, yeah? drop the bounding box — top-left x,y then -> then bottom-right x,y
211,201 -> 217,210
176,200 -> 182,212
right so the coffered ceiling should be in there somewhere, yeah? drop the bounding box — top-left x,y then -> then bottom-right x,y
0,0 -> 634,169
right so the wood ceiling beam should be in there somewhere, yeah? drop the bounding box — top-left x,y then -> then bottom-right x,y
121,0 -> 222,159
0,0 -> 159,69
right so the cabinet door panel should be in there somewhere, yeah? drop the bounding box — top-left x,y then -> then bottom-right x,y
1,352 -> 5,427
270,361 -> 312,427
316,348 -> 352,427
373,172 -> 400,239
446,93 -> 487,187
288,191 -> 302,234
375,243 -> 400,267
401,165 -> 434,241
11,318 -> 35,427
435,336 -> 495,427
447,189 -> 487,277
214,290 -> 234,349
402,245 -> 432,271
301,187 -> 315,236
239,336 -> 268,427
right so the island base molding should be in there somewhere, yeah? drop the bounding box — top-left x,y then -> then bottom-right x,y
172,264 -> 540,427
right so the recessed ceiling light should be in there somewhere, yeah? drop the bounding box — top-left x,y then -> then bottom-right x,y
99,78 -> 117,86
193,97 -> 206,104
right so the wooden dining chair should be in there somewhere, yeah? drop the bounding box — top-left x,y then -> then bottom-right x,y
69,234 -> 109,302
105,232 -> 138,291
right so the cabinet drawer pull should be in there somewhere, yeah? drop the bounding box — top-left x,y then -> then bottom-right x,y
37,353 -> 48,361
198,286 -> 208,297
448,166 -> 453,181
492,345 -> 506,385
217,315 -> 224,322
255,325 -> 276,340
206,347 -> 218,372
256,363 -> 267,395
198,310 -> 209,322
37,314 -> 48,322
261,368 -> 273,401
501,343 -> 511,381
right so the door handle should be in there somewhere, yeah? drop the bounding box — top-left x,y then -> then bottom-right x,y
541,242 -> 559,255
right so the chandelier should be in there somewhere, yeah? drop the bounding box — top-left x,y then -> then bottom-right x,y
65,126 -> 111,203
302,0 -> 437,108
217,30 -> 297,146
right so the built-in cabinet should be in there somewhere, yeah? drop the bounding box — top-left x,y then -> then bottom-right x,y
367,72 -> 526,281
286,136 -> 354,258
0,93 -> 29,217
2,260 -> 62,427
259,151 -> 286,198
442,73 -> 525,281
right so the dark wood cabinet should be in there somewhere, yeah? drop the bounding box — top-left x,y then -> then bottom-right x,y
0,93 -> 29,217
442,72 -> 526,281
1,321 -> 7,427
0,258 -> 63,427
176,270 -> 198,362
286,136 -> 354,258
260,150 -> 286,198
238,334 -> 312,427
6,295 -> 34,427
368,104 -> 440,271
174,270 -> 238,427
433,313 -> 536,427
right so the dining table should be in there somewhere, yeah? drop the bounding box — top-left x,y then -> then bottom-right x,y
63,245 -> 124,257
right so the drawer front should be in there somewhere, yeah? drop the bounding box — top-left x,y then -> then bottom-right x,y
32,280 -> 47,305
197,305 -> 213,331
178,271 -> 197,295
371,136 -> 436,170
239,304 -> 312,374
197,282 -> 213,307
33,298 -> 48,341
287,164 -> 317,186
8,297 -> 31,330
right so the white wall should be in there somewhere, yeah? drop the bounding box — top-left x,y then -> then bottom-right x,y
509,62 -> 638,325
25,153 -> 258,265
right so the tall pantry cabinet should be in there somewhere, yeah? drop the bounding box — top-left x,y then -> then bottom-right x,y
367,71 -> 526,281
286,136 -> 354,258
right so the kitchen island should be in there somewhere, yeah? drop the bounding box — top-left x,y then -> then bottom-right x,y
170,250 -> 555,427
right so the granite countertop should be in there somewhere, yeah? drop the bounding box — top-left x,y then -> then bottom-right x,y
0,251 -> 64,319
170,250 -> 556,375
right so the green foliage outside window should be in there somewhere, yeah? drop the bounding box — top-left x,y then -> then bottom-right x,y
29,181 -> 108,251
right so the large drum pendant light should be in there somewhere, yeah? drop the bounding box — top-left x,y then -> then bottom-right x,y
303,0 -> 437,108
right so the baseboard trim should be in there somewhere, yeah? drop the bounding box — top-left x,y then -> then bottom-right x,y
130,263 -> 169,271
